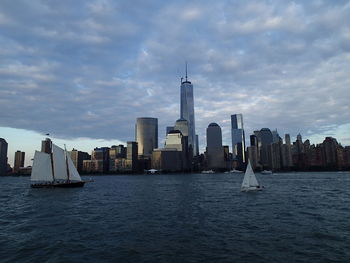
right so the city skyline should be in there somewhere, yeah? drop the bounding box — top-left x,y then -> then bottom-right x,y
1,1 -> 350,166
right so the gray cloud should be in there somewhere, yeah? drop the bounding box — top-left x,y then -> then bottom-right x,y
1,0 -> 350,151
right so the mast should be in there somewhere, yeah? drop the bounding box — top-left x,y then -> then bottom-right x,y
64,144 -> 70,182
50,140 -> 55,182
185,61 -> 188,82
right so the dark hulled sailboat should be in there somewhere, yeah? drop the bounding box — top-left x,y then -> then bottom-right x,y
31,143 -> 85,188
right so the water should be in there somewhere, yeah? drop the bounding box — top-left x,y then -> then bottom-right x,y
1,172 -> 350,263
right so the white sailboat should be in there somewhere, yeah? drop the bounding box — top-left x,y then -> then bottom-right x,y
31,143 -> 85,188
241,160 -> 263,192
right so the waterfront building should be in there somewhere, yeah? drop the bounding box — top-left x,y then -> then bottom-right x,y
109,145 -> 127,172
323,137 -> 338,168
151,148 -> 183,172
165,129 -> 189,170
127,141 -> 138,171
91,147 -> 110,173
82,160 -> 104,173
180,65 -> 197,156
259,128 -> 273,169
14,151 -> 25,173
206,123 -> 225,170
136,117 -> 158,157
247,146 -> 259,170
41,138 -> 52,154
0,138 -> 8,176
69,149 -> 90,173
231,114 -> 245,166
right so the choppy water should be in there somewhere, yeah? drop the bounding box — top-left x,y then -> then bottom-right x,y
1,172 -> 350,263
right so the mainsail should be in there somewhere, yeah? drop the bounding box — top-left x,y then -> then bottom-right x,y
241,160 -> 259,189
52,144 -> 68,180
31,151 -> 53,182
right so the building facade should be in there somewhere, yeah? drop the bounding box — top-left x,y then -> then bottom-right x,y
206,123 -> 224,170
180,68 -> 197,156
136,117 -> 158,157
0,138 -> 8,176
14,151 -> 25,173
231,114 -> 245,167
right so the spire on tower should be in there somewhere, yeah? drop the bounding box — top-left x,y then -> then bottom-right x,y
185,61 -> 188,81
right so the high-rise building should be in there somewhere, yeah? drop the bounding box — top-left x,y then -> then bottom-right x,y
69,149 -> 90,173
166,126 -> 174,136
164,129 -> 189,170
231,114 -> 245,166
127,141 -> 138,171
136,117 -> 158,157
14,151 -> 25,173
206,123 -> 224,170
180,64 -> 197,156
0,138 -> 8,176
41,138 -> 52,154
259,128 -> 273,169
91,147 -> 110,173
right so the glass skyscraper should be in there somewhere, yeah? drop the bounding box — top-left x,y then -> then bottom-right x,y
180,66 -> 197,156
231,114 -> 245,166
136,117 -> 158,157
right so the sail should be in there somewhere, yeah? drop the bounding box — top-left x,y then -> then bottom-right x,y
31,151 -> 53,182
52,144 -> 68,180
242,160 -> 259,188
67,152 -> 82,181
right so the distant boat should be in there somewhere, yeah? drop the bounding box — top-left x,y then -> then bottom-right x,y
261,170 -> 273,175
241,160 -> 264,192
228,169 -> 243,174
201,170 -> 215,174
146,169 -> 160,174
31,143 -> 85,188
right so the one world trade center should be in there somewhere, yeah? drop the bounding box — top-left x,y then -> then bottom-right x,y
180,64 -> 197,156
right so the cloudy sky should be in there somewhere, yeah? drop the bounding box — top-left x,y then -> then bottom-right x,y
1,0 -> 350,166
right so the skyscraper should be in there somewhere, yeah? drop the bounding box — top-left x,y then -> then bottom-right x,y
136,117 -> 158,157
206,123 -> 224,169
0,138 -> 8,176
231,114 -> 245,166
127,141 -> 138,171
14,151 -> 25,173
260,128 -> 273,169
180,64 -> 197,156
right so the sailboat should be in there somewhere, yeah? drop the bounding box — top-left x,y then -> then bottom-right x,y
31,143 -> 85,188
241,160 -> 263,192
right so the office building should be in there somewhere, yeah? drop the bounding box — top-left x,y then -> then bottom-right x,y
0,138 -> 8,176
69,149 -> 90,173
14,151 -> 25,173
231,114 -> 245,166
136,117 -> 158,157
41,138 -> 52,154
259,128 -> 273,169
206,123 -> 224,170
180,64 -> 197,156
127,141 -> 138,171
91,147 -> 110,173
151,148 -> 183,172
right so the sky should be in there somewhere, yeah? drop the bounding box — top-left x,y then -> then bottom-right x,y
1,0 -> 350,166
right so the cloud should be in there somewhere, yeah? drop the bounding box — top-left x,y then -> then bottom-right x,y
0,0 -> 350,153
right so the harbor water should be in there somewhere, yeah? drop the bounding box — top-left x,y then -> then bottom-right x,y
1,172 -> 350,262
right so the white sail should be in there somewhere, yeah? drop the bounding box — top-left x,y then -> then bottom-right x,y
241,160 -> 259,188
31,151 -> 53,182
67,152 -> 82,181
52,144 -> 68,180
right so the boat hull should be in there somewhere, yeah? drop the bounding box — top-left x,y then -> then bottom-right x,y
31,181 -> 85,188
241,186 -> 264,192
